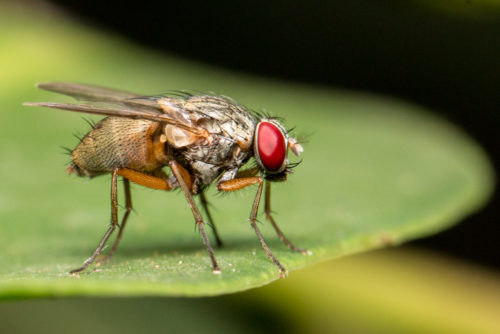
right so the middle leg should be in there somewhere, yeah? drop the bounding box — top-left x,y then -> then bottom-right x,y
169,160 -> 220,273
116,165 -> 220,272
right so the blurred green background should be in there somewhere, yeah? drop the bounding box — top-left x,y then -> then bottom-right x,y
1,0 -> 499,333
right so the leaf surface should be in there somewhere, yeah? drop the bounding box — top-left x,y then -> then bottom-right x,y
0,4 -> 494,298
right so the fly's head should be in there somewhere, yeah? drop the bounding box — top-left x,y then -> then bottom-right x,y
253,119 -> 303,182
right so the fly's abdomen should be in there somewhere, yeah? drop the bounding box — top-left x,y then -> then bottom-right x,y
68,117 -> 167,177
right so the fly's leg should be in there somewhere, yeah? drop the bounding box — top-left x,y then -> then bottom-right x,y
112,167 -> 220,272
199,192 -> 223,247
249,179 -> 287,278
218,177 -> 287,278
117,168 -> 175,191
169,160 -> 220,273
72,168 -> 175,273
103,168 -> 177,264
70,168 -> 120,274
101,178 -> 133,263
265,181 -> 308,254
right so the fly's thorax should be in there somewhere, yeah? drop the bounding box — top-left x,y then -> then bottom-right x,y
160,95 -> 257,189
183,95 -> 257,150
176,133 -> 253,192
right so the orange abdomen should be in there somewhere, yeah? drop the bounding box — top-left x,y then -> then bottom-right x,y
70,117 -> 168,177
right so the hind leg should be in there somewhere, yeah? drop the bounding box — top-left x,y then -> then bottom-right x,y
70,168 -> 120,274
101,178 -> 133,263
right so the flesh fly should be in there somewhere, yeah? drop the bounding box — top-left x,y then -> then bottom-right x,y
25,82 -> 306,277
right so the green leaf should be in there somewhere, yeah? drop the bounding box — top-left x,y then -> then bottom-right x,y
0,4 -> 494,298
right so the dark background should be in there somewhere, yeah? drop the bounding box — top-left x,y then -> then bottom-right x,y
47,0 -> 499,269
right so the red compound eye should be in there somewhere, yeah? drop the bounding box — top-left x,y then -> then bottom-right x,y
256,122 -> 286,172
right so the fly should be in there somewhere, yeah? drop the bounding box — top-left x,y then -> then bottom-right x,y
25,82 -> 306,278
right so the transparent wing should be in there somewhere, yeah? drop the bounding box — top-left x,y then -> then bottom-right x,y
25,82 -> 206,136
35,81 -> 184,114
36,82 -> 141,102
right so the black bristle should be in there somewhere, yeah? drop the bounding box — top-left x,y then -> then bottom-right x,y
60,146 -> 73,156
250,108 -> 275,120
288,160 -> 303,169
73,133 -> 84,142
296,133 -> 311,144
82,117 -> 97,129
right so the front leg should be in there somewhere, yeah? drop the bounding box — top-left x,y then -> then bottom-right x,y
218,176 -> 287,278
265,181 -> 308,254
